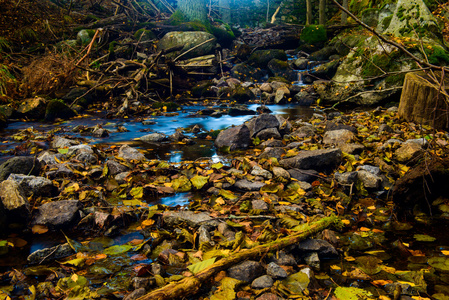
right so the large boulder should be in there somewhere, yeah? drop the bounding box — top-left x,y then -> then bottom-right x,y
248,49 -> 287,68
267,59 -> 297,82
157,31 -> 217,59
279,148 -> 342,171
15,97 -> 48,120
0,156 -> 41,181
45,99 -> 76,121
245,114 -> 291,138
230,63 -> 267,82
0,180 -> 30,222
7,174 -> 56,197
215,124 -> 251,151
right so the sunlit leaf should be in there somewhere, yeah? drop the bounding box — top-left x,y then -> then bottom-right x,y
334,286 -> 373,300
103,244 -> 134,256
190,175 -> 209,189
61,257 -> 85,267
414,234 -> 436,242
122,199 -> 147,206
187,257 -> 216,274
219,189 -> 238,201
130,187 -> 143,198
211,162 -> 223,169
172,176 -> 192,192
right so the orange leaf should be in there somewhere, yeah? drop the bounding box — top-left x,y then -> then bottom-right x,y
32,225 -> 48,234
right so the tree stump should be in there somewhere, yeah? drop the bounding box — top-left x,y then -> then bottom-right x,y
398,71 -> 449,130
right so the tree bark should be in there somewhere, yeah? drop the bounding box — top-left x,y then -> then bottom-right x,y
398,71 -> 449,130
319,0 -> 326,25
137,215 -> 338,300
341,0 -> 348,25
178,0 -> 207,22
306,0 -> 312,25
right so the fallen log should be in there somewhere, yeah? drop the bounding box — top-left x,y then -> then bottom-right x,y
137,214 -> 338,300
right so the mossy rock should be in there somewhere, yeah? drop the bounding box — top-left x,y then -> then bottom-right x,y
45,99 -> 76,121
168,10 -> 187,26
267,59 -> 297,82
191,80 -> 214,98
300,25 -> 327,46
361,8 -> 379,27
267,77 -> 291,84
76,29 -> 96,45
231,63 -> 267,82
248,49 -> 287,68
230,86 -> 254,103
134,28 -> 156,41
157,31 -> 217,59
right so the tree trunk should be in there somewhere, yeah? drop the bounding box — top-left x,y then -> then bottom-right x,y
219,0 -> 231,23
398,71 -> 449,130
341,0 -> 348,25
178,0 -> 207,22
319,0 -> 326,25
136,215 -> 337,300
306,0 -> 312,25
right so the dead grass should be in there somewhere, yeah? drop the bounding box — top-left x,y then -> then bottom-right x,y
21,51 -> 78,97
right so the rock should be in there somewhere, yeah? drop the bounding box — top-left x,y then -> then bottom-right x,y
124,288 -> 146,300
232,41 -> 251,59
231,63 -> 267,82
230,85 -> 255,103
234,179 -> 266,191
76,29 -> 94,45
45,100 -> 76,121
245,114 -> 280,138
260,83 -> 273,93
340,143 -> 365,154
140,133 -> 167,143
357,170 -> 382,189
228,260 -> 264,282
228,106 -> 256,116
293,58 -> 308,69
218,222 -> 235,241
260,139 -> 283,148
150,263 -> 166,276
215,124 -> 251,151
75,152 -> 98,164
15,97 -> 48,120
51,136 -> 78,149
91,127 -> 109,138
251,166 -> 272,179
259,147 -> 285,160
163,211 -> 218,228
0,179 -> 30,221
279,148 -> 342,171
267,262 -> 288,279
62,87 -> 94,108
308,46 -> 338,61
287,169 -> 319,183
45,163 -> 74,178
404,138 -> 428,148
303,252 -> 320,269
252,275 -> 274,289
256,293 -> 284,300
106,160 -> 129,175
269,250 -> 297,266
335,172 -> 358,185
395,143 -> 423,162
118,145 -> 146,161
357,165 -> 381,176
252,200 -> 269,210
115,171 -> 130,184
67,144 -> 93,156
289,125 -> 316,138
323,129 -> 354,145
273,167 -> 291,182
158,31 -> 217,59
296,239 -> 339,259
7,174 -> 55,197
132,277 -> 156,290
294,91 -> 316,106
379,124 -> 394,133
0,156 -> 41,181
310,60 -> 340,80
325,122 -> 358,134
32,200 -> 83,228
198,225 -> 212,245
268,59 -> 297,82
274,87 -> 288,104
248,49 -> 287,68
27,243 -> 75,264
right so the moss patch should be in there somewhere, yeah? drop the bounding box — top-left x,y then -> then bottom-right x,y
300,25 -> 327,45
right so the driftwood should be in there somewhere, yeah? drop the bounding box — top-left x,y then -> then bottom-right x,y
239,24 -> 302,48
398,71 -> 449,130
137,215 -> 338,300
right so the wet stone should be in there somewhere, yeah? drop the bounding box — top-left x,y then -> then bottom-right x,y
198,225 -> 212,244
113,171 -> 128,183
27,243 -> 75,264
234,179 -> 266,191
7,174 -> 55,197
251,166 -> 272,179
67,144 -> 93,156
140,132 -> 167,143
267,262 -> 288,279
215,124 -> 251,151
378,124 -> 394,133
357,170 -> 382,189
395,143 -> 424,162
252,200 -> 269,210
287,169 -> 319,183
163,211 -> 219,228
357,165 -> 381,176
124,288 -> 146,300
106,160 -> 129,175
45,163 -> 74,178
51,136 -> 78,149
269,250 -> 297,266
256,293 -> 284,300
0,179 -> 30,221
37,151 -> 60,165
260,139 -> 283,148
279,148 -> 342,171
218,222 -> 235,241
340,143 -> 365,155
303,252 -> 320,270
151,263 -> 166,277
259,147 -> 285,160
75,152 -> 97,164
272,166 -> 290,181
228,260 -> 264,282
334,172 -> 358,185
118,145 -> 146,161
256,128 -> 281,140
251,275 -> 274,289
92,127 -> 109,138
33,200 -> 83,228
323,129 -> 354,145
296,239 -> 339,259
0,156 -> 41,181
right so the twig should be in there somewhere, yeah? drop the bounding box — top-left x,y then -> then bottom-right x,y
173,38 -> 215,62
75,29 -> 101,66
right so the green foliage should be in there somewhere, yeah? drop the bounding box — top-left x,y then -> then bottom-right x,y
426,45 -> 449,65
300,25 -> 327,45
134,28 -> 156,41
382,15 -> 393,28
0,64 -> 15,96
151,101 -> 180,112
169,10 -> 187,25
0,37 -> 11,52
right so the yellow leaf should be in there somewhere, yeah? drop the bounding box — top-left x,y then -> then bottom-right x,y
330,265 -> 341,270
71,273 -> 79,282
141,219 -> 155,227
341,219 -> 350,225
344,256 -> 356,261
381,265 -> 396,273
367,205 -> 376,210
442,250 -> 449,255
215,197 -> 226,205
359,227 -> 370,232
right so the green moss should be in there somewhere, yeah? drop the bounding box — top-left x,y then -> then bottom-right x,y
382,15 -> 393,28
426,45 -> 449,65
267,76 -> 290,84
152,102 -> 180,112
108,41 -> 117,53
134,28 -> 156,40
300,25 -> 327,45
169,10 -> 187,25
385,73 -> 406,85
361,50 -> 402,78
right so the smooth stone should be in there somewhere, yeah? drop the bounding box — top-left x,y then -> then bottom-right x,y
32,200 -> 83,228
234,179 -> 266,191
267,262 -> 288,279
163,211 -> 219,228
228,260 -> 264,282
251,275 -> 274,289
118,145 -> 146,161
